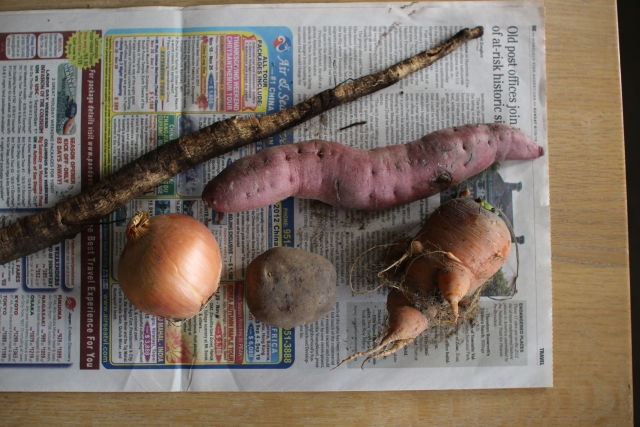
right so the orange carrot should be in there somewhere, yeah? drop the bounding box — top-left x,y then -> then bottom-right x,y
339,196 -> 512,366
407,197 -> 512,319
335,289 -> 431,368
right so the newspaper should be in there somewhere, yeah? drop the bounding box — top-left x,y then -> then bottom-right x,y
0,2 -> 551,391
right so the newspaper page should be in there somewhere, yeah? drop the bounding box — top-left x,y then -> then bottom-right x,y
0,2 -> 551,391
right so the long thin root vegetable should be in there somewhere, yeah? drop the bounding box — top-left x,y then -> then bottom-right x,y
203,124 -> 543,212
0,26 -> 483,266
339,196 -> 512,367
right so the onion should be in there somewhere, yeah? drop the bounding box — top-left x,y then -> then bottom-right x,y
118,211 -> 222,321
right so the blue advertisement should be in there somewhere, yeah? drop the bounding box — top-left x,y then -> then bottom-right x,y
101,26 -> 294,370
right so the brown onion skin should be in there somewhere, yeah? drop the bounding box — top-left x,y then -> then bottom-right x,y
118,212 -> 222,321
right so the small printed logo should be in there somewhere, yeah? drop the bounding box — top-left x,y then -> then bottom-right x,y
273,35 -> 291,52
65,297 -> 76,311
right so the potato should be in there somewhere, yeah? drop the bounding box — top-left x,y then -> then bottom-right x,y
245,247 -> 337,328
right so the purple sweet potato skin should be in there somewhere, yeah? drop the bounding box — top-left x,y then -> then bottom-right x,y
203,123 -> 543,212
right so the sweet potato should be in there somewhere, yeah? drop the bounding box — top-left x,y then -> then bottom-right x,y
339,196 -> 512,366
0,28 -> 483,267
245,247 -> 337,328
203,123 -> 543,212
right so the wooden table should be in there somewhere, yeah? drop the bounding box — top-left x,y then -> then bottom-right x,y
0,0 -> 631,425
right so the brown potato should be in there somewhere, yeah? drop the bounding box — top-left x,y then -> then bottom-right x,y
245,247 -> 336,328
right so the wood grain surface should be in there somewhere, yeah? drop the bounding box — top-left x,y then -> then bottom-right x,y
0,0 -> 631,426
